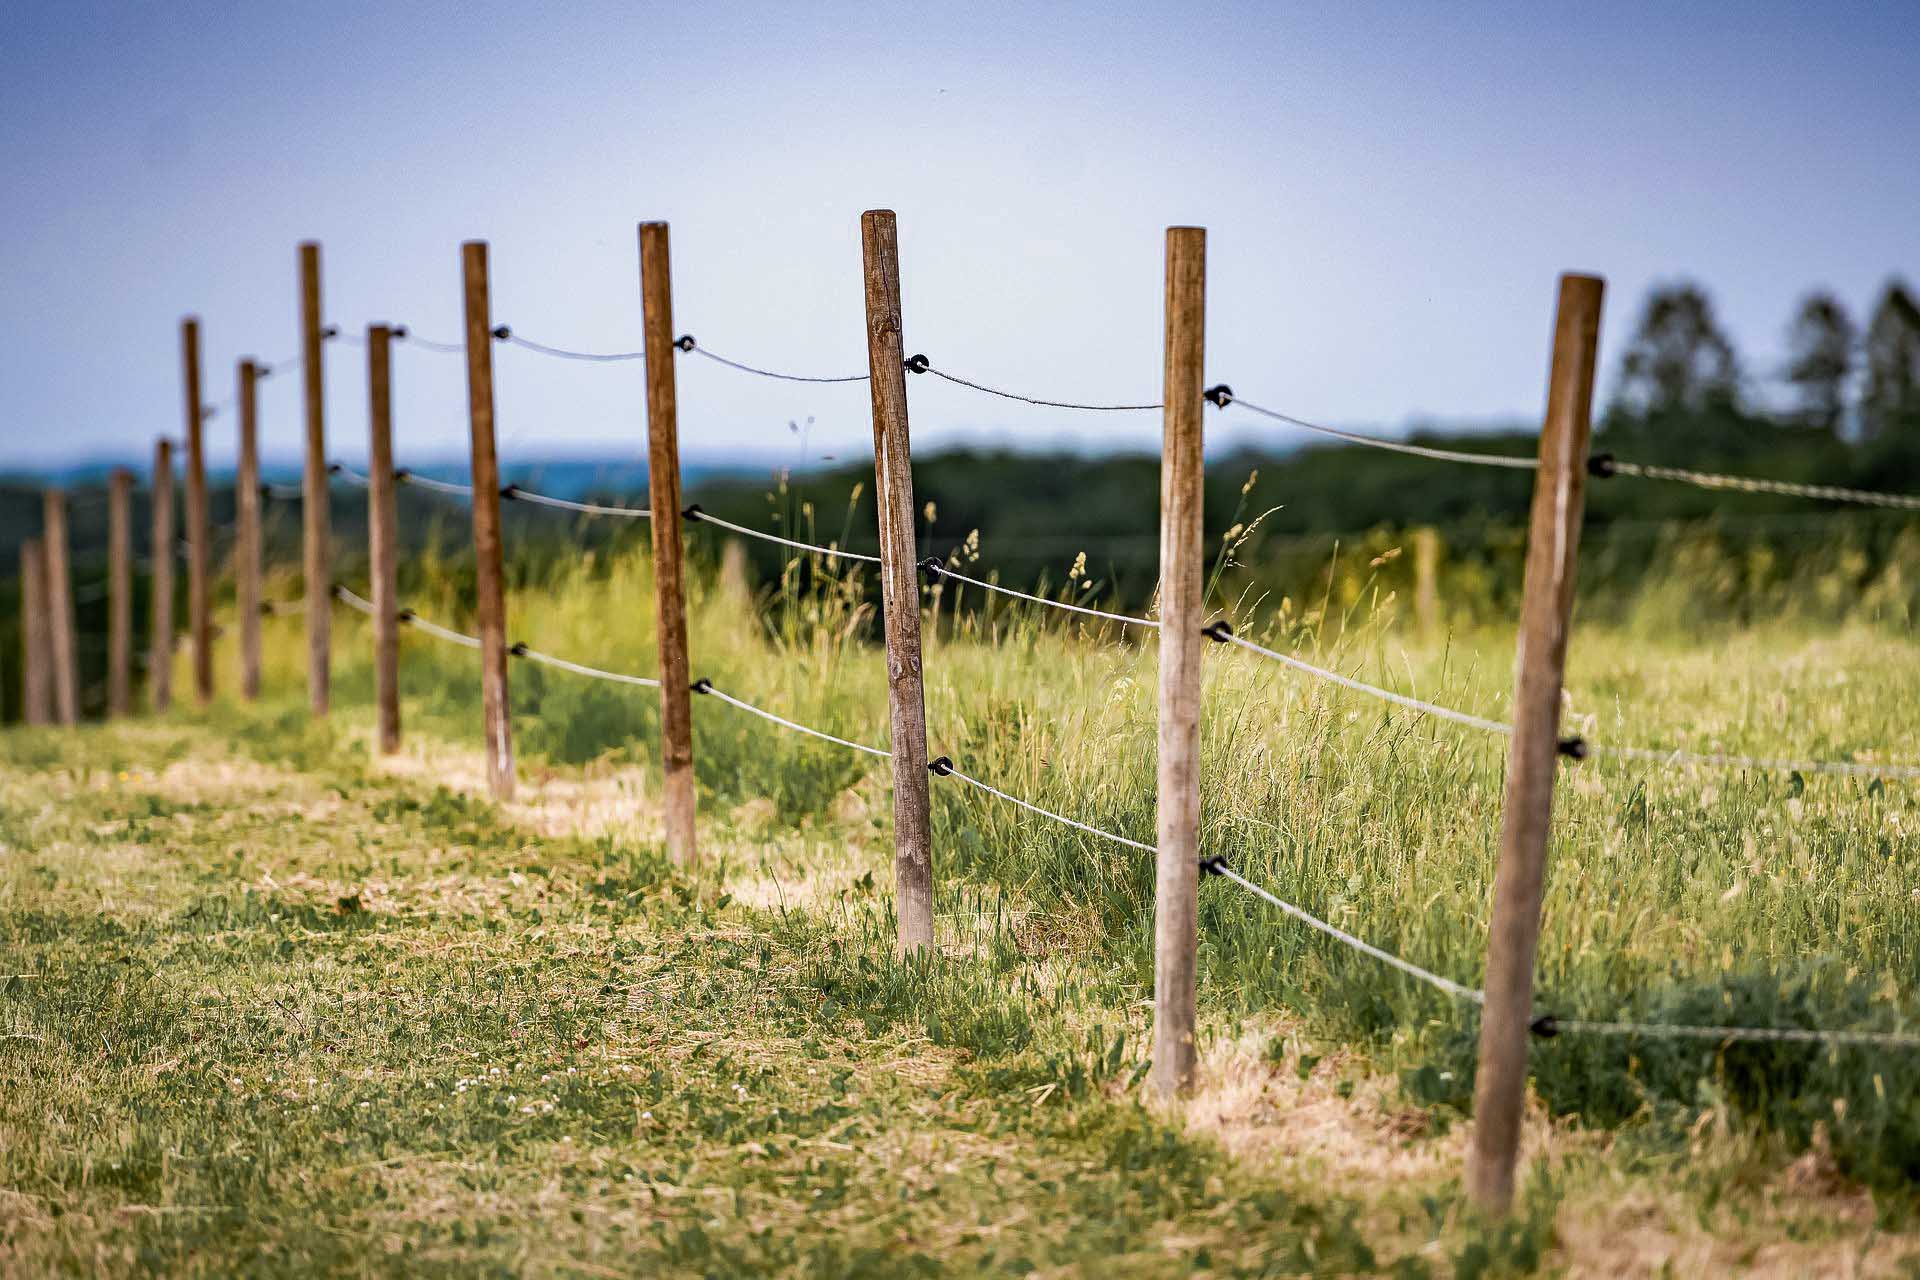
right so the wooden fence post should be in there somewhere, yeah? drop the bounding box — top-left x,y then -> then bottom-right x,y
301,241 -> 331,716
43,489 -> 79,726
20,538 -> 51,726
860,209 -> 934,954
1413,526 -> 1440,638
236,359 -> 263,700
366,324 -> 402,753
639,223 -> 698,865
1466,273 -> 1605,1215
181,317 -> 212,705
108,467 -> 134,717
462,241 -> 515,800
150,438 -> 176,712
1153,226 -> 1207,1096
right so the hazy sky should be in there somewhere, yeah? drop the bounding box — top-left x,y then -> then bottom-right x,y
2,1 -> 1916,473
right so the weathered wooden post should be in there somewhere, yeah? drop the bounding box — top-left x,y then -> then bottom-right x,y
1466,273 -> 1605,1215
20,538 -> 51,726
366,324 -> 402,753
639,222 -> 697,864
236,359 -> 263,700
1153,226 -> 1207,1096
107,468 -> 134,716
42,489 -> 79,726
860,209 -> 934,954
181,317 -> 212,704
150,438 -> 176,712
1413,526 -> 1440,638
462,241 -> 515,799
300,241 -> 331,715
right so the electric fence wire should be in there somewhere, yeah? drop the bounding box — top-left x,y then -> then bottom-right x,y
921,561 -> 1157,628
503,487 -> 651,519
928,757 -> 1155,852
501,331 -> 645,363
679,338 -> 870,384
683,506 -> 881,563
513,644 -> 661,688
910,357 -> 1161,411
396,330 -> 465,354
693,681 -> 891,757
1217,391 -> 1539,471
396,470 -> 476,498
1532,1016 -> 1920,1048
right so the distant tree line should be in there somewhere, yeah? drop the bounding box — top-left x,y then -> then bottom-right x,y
1610,277 -> 1920,440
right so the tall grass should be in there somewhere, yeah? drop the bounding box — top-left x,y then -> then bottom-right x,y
237,512 -> 1920,1187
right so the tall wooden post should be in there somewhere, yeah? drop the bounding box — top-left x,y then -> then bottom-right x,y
1153,227 -> 1207,1096
301,241 -> 331,716
236,359 -> 263,700
639,223 -> 697,864
1413,526 -> 1441,638
20,539 -> 51,726
366,324 -> 402,753
107,468 -> 134,717
150,438 -> 176,712
181,317 -> 212,704
462,241 -> 515,799
860,210 -> 934,954
42,489 -> 79,726
1466,273 -> 1605,1215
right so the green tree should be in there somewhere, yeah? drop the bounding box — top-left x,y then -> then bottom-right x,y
1613,283 -> 1741,417
1861,279 -> 1920,439
1783,291 -> 1854,435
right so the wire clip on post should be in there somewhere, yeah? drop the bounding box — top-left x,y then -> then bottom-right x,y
1587,452 -> 1616,479
321,325 -> 340,340
501,484 -> 520,500
508,642 -> 528,657
1204,385 -> 1234,408
1202,619 -> 1234,642
391,325 -> 410,339
927,755 -> 954,777
1557,736 -> 1588,760
681,503 -> 703,522
674,335 -> 696,352
904,353 -> 931,375
1199,854 -> 1229,877
491,325 -> 510,340
690,678 -> 712,695
396,608 -> 416,623
1530,1014 -> 1560,1039
918,556 -> 944,578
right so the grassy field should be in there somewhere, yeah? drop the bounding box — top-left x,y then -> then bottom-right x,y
4,527 -> 1920,1275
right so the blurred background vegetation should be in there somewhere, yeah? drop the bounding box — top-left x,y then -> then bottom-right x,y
6,274 -> 1920,722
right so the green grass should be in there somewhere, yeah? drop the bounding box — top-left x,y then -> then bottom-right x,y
5,527 -> 1920,1274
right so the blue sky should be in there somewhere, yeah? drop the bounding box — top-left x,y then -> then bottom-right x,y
2,1 -> 1916,473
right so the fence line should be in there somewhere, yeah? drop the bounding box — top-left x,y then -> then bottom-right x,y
503,487 -> 651,519
923,561 -> 1158,628
684,505 -> 882,564
693,680 -> 891,757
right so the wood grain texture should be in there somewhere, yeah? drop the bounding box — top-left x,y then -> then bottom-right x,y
640,223 -> 697,865
182,318 -> 212,705
1466,272 -> 1605,1216
860,210 -> 934,954
107,468 -> 134,716
367,326 -> 402,754
20,538 -> 51,726
300,243 -> 331,716
149,439 -> 175,712
462,242 -> 515,800
1152,226 -> 1206,1096
236,360 -> 263,701
42,490 -> 79,725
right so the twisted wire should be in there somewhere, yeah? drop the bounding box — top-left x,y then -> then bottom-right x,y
1221,393 -> 1538,470
1540,1016 -> 1920,1048
515,645 -> 660,688
504,333 -> 645,363
685,508 -> 881,564
1211,626 -> 1514,737
923,562 -> 1157,628
398,471 -> 475,498
931,760 -> 1154,852
916,362 -> 1160,411
397,332 -> 466,354
506,488 -> 650,519
1607,459 -> 1920,511
684,343 -> 869,384
1588,741 -> 1920,781
1212,863 -> 1484,1003
695,682 -> 890,757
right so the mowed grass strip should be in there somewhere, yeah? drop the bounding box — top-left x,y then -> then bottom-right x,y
0,719 -> 1388,1278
